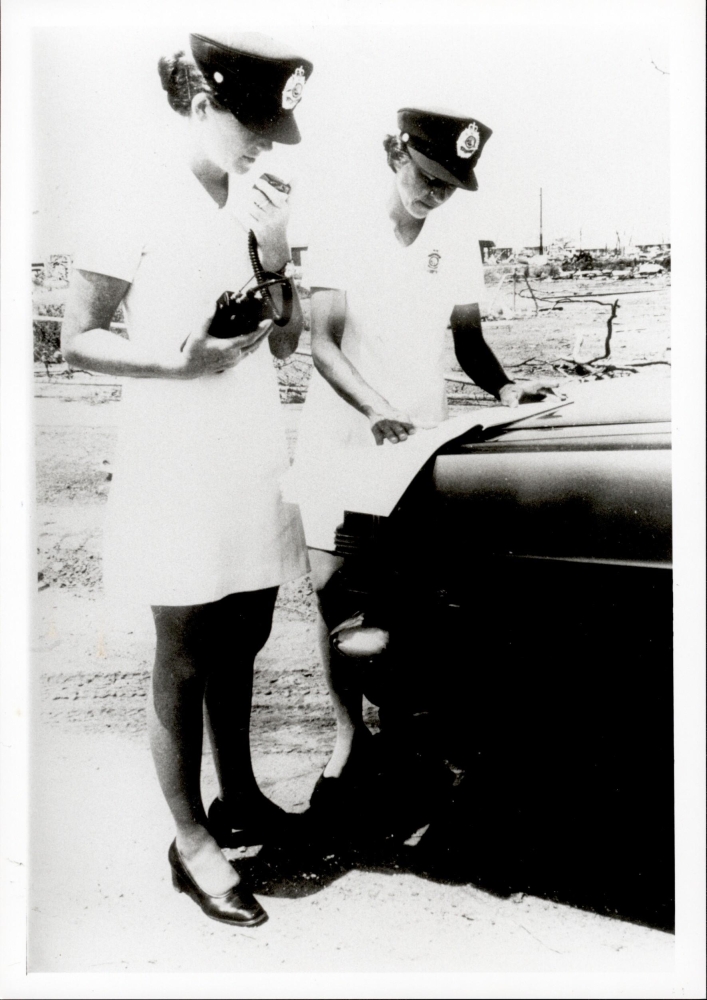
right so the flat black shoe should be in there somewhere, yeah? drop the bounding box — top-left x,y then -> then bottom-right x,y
168,840 -> 268,927
207,796 -> 299,849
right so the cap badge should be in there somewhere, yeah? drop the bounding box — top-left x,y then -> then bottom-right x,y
282,66 -> 306,111
456,122 -> 480,159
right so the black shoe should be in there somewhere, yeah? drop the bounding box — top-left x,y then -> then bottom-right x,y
207,795 -> 299,849
168,840 -> 268,926
307,729 -> 376,814
308,773 -> 346,812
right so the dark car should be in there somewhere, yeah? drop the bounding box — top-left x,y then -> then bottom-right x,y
334,371 -> 673,929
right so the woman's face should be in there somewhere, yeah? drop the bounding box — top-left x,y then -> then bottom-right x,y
395,155 -> 457,219
198,101 -> 273,175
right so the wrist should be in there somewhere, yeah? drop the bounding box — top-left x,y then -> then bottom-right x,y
151,345 -> 196,380
260,240 -> 291,274
362,399 -> 387,420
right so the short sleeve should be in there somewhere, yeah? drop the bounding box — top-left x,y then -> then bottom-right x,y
72,186 -> 147,283
443,216 -> 487,310
302,231 -> 350,291
301,205 -> 378,292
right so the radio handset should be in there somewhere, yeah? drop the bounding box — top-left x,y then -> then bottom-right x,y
207,174 -> 294,339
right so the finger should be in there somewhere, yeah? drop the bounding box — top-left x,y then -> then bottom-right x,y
217,322 -> 270,353
372,426 -> 385,446
237,321 -> 273,348
525,379 -> 558,391
253,180 -> 287,207
210,354 -> 239,371
215,344 -> 242,362
391,423 -> 409,441
383,425 -> 402,444
208,333 -> 249,349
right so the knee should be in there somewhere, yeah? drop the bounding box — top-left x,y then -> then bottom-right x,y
318,572 -> 390,659
332,618 -> 389,659
153,639 -> 204,686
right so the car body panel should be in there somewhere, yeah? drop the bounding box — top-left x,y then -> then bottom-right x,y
333,371 -> 674,928
432,371 -> 672,567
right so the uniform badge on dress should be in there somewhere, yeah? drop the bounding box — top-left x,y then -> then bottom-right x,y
281,66 -> 307,110
456,122 -> 480,159
427,250 -> 441,274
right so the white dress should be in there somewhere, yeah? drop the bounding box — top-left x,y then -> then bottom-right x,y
292,184 -> 486,551
74,165 -> 307,606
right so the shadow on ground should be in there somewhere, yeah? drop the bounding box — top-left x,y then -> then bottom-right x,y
234,729 -> 674,934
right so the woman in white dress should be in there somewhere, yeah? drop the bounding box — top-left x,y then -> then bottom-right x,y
62,32 -> 313,926
293,107 -> 556,805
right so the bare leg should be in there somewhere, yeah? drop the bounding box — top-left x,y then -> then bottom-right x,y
149,602 -> 238,895
204,588 -> 279,813
309,548 -> 370,778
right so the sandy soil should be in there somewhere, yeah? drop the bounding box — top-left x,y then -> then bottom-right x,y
30,277 -> 674,975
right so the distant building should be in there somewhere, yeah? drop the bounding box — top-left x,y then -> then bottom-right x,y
478,240 -> 496,263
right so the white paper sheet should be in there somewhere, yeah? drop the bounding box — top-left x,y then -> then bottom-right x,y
285,398 -> 572,518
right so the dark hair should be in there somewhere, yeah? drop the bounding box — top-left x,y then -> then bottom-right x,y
383,133 -> 410,173
157,51 -> 229,116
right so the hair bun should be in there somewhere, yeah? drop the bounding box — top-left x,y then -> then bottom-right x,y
157,53 -> 178,90
157,49 -> 222,116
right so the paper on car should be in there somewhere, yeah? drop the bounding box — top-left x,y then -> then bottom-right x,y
284,398 -> 572,519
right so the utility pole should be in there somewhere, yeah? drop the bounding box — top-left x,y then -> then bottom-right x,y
539,188 -> 543,254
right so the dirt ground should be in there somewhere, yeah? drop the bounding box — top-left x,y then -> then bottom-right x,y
30,277 -> 674,977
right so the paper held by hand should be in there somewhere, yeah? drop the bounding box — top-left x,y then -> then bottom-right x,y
284,398 -> 572,519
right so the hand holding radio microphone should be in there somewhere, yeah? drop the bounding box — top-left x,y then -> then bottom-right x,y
247,173 -> 292,273
174,173 -> 295,375
207,173 -> 295,343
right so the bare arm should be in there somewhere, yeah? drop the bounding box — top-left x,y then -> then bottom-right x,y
451,303 -> 558,406
310,288 -> 416,445
450,303 -> 514,399
62,269 -> 270,380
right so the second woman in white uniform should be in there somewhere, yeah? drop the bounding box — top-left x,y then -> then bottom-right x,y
292,107 -> 556,803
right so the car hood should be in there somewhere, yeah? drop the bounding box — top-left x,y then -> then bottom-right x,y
493,367 -> 671,436
433,369 -> 671,567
